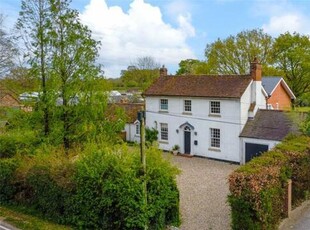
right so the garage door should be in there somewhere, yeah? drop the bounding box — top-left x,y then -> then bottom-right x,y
245,143 -> 268,162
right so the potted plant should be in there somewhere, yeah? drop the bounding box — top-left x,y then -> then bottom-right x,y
172,145 -> 180,155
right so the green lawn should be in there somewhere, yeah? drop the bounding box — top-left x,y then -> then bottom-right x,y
0,206 -> 72,230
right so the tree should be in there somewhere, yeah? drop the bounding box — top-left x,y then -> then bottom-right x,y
1,67 -> 39,93
176,59 -> 211,75
16,0 -> 51,135
272,32 -> 310,99
205,29 -> 273,74
48,0 -> 106,150
0,14 -> 18,77
121,56 -> 160,90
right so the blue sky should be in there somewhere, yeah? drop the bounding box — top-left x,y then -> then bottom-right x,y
1,0 -> 310,77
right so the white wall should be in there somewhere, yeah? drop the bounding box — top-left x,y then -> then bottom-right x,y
240,137 -> 280,164
145,96 -> 243,163
125,123 -> 140,143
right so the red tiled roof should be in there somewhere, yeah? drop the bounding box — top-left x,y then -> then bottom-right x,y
143,75 -> 252,98
106,103 -> 144,123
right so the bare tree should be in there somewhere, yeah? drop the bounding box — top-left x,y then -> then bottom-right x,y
0,14 -> 18,77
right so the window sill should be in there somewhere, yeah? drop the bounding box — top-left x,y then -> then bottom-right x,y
182,112 -> 192,115
159,140 -> 169,144
208,114 -> 221,118
208,147 -> 221,152
159,110 -> 168,113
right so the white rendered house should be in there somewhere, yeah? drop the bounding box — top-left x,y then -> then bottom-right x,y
143,59 -> 296,164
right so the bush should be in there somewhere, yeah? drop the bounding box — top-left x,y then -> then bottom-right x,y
0,158 -> 19,203
228,135 -> 310,229
0,130 -> 40,158
0,143 -> 180,229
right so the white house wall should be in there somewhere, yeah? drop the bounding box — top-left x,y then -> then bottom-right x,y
145,96 -> 243,163
240,137 -> 280,164
125,123 -> 140,143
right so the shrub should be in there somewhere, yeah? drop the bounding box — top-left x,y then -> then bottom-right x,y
0,158 -> 20,203
228,135 -> 310,229
0,143 -> 180,229
0,130 -> 40,158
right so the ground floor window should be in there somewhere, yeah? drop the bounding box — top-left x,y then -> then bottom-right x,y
160,123 -> 168,141
135,123 -> 140,135
210,128 -> 220,148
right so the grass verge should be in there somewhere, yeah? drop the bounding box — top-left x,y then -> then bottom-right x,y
0,206 -> 72,230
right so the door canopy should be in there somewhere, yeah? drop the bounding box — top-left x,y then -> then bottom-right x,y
179,122 -> 195,130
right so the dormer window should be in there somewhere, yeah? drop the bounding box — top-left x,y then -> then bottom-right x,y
160,99 -> 168,111
210,101 -> 220,114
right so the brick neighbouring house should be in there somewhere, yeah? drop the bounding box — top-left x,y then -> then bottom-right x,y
0,84 -> 21,108
262,77 -> 296,110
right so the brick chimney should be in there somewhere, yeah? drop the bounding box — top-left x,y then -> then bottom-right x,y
250,57 -> 262,81
249,58 -> 263,118
159,65 -> 167,77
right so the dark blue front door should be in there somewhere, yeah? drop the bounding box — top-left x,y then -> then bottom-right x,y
184,130 -> 191,154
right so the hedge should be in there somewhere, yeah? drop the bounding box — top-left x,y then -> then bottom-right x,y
0,144 -> 180,229
228,135 -> 310,229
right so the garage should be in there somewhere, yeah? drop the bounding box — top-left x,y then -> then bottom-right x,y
245,143 -> 268,162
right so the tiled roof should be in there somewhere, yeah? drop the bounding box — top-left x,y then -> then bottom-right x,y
0,84 -> 20,102
106,103 -> 144,123
143,75 -> 252,98
262,77 -> 282,95
240,110 -> 299,141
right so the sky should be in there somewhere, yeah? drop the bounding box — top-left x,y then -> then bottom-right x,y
1,0 -> 310,78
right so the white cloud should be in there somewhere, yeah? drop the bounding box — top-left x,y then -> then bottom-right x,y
262,13 -> 309,35
258,1 -> 310,36
80,0 -> 196,77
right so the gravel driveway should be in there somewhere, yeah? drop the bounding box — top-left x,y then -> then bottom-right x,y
166,154 -> 239,230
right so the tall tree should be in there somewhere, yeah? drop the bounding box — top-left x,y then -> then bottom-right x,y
0,14 -> 18,77
16,0 -> 51,135
272,32 -> 310,99
176,59 -> 211,75
205,29 -> 273,74
121,56 -> 160,90
49,0 -> 105,150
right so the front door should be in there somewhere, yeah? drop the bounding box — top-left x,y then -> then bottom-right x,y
184,126 -> 191,154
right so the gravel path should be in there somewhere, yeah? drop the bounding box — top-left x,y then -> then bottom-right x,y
166,154 -> 239,230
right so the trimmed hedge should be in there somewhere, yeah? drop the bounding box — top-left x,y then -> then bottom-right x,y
0,144 -> 180,229
228,135 -> 310,229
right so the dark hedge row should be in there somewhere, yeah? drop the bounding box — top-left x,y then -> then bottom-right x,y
0,144 -> 180,229
228,135 -> 310,229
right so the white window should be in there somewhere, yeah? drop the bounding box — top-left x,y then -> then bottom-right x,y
135,123 -> 140,135
210,128 -> 220,148
160,123 -> 168,141
184,100 -> 192,112
160,99 -> 168,111
210,101 -> 220,114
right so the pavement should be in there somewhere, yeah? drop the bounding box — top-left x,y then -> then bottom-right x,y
279,200 -> 310,230
0,218 -> 19,230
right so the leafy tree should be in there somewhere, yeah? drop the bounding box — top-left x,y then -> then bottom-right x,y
0,14 -> 18,77
205,29 -> 273,74
121,56 -> 160,90
272,32 -> 310,99
176,59 -> 211,75
48,0 -> 107,150
1,67 -> 39,93
16,0 -> 51,135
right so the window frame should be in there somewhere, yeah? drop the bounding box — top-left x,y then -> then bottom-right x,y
135,122 -> 140,135
160,123 -> 168,141
184,99 -> 192,112
160,99 -> 168,111
210,128 -> 220,148
210,101 -> 221,115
